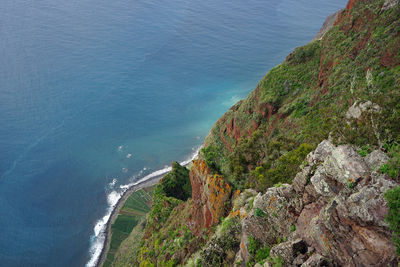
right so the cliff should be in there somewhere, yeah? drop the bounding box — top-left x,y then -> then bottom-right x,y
235,140 -> 398,266
106,0 -> 400,266
189,160 -> 232,235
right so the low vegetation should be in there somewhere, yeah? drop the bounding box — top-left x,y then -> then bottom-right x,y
384,186 -> 400,255
103,189 -> 151,267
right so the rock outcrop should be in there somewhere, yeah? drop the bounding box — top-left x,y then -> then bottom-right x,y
236,140 -> 399,266
189,160 -> 232,234
382,0 -> 399,11
345,100 -> 381,121
312,10 -> 342,41
122,0 -> 400,265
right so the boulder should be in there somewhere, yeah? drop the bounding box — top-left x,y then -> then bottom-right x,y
301,253 -> 335,267
270,239 -> 308,264
345,101 -> 381,121
382,0 -> 399,10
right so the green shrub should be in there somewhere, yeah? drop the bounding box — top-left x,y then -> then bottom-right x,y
292,95 -> 311,118
149,192 -> 182,227
254,208 -> 266,218
197,217 -> 241,266
247,236 -> 260,255
221,217 -> 236,233
254,143 -> 313,191
248,197 -> 255,211
384,186 -> 400,255
357,144 -> 372,157
347,181 -> 355,189
201,145 -> 222,173
290,225 -> 296,232
380,142 -> 400,180
269,256 -> 284,267
158,162 -> 191,201
291,41 -> 320,64
255,246 -> 270,262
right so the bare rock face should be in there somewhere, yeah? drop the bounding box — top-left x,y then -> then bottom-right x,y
241,140 -> 399,266
312,10 -> 342,41
270,239 -> 307,264
365,150 -> 389,171
382,0 -> 399,10
189,160 -> 232,235
345,100 -> 381,121
301,253 -> 335,267
242,185 -> 302,246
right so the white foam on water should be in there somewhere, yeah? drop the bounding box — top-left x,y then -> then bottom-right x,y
126,153 -> 132,158
120,145 -> 201,190
86,145 -> 201,267
108,178 -> 118,188
86,190 -> 125,267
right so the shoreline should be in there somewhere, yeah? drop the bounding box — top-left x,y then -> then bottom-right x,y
95,173 -> 164,267
94,148 -> 199,267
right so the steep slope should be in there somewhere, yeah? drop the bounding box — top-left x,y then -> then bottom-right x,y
107,0 -> 400,266
203,0 -> 400,192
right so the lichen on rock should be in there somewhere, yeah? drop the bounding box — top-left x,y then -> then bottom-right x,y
244,140 -> 399,266
189,160 -> 232,235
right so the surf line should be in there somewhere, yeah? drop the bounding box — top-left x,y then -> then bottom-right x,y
86,146 -> 201,267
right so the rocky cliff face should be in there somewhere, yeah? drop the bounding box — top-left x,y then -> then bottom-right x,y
110,0 -> 400,265
235,140 -> 398,266
189,160 -> 232,235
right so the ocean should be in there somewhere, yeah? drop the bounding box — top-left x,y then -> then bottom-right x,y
0,0 -> 346,266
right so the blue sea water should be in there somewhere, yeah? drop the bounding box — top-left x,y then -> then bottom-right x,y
0,0 -> 347,266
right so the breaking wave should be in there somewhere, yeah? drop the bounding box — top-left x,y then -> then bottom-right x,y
85,145 -> 201,267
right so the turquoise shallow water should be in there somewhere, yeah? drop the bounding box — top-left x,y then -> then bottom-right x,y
0,0 -> 346,266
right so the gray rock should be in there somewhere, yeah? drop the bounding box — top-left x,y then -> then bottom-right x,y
323,145 -> 369,186
283,80 -> 291,94
243,186 -> 298,245
346,102 -> 362,120
382,0 -> 399,10
345,101 -> 381,121
312,10 -> 341,41
359,101 -> 381,113
365,150 -> 388,171
308,140 -> 335,164
234,251 -> 245,267
270,239 -> 308,264
301,253 -> 334,267
311,169 -> 335,197
238,140 -> 398,266
299,142 -> 397,266
293,166 -> 312,193
292,253 -> 308,266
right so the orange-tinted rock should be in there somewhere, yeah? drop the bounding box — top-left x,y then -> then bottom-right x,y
189,160 -> 232,235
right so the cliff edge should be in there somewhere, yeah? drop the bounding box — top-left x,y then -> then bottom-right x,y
106,0 -> 400,266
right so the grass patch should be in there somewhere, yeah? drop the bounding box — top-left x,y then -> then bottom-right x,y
103,189 -> 151,266
384,186 -> 400,255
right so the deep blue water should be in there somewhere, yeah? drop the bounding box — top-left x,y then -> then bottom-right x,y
0,0 -> 346,266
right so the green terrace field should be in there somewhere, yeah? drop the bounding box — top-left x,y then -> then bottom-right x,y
103,188 -> 152,267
